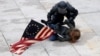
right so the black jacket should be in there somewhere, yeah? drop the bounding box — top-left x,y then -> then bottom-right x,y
47,2 -> 78,24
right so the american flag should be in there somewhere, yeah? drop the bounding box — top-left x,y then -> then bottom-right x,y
10,20 -> 54,55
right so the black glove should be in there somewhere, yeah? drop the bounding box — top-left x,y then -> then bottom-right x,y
41,19 -> 47,25
41,19 -> 52,26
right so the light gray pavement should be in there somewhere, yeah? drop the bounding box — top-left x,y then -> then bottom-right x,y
0,0 -> 100,56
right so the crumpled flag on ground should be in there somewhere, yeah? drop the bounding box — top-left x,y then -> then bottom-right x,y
10,19 -> 54,55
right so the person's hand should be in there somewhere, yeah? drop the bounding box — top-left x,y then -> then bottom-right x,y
41,19 -> 47,25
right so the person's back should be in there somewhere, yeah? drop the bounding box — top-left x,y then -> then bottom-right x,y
47,1 -> 78,27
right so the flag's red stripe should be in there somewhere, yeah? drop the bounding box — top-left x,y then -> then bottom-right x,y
34,26 -> 47,39
37,27 -> 48,40
45,29 -> 53,37
42,29 -> 54,39
39,27 -> 50,39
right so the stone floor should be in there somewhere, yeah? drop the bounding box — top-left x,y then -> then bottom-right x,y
0,0 -> 100,56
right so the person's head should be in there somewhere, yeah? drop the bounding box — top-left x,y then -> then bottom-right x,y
57,1 -> 67,14
68,28 -> 81,43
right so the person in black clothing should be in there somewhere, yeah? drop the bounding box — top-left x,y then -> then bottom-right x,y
41,20 -> 80,43
56,26 -> 80,43
47,1 -> 78,28
46,1 -> 78,41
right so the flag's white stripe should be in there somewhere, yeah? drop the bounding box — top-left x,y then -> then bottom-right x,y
10,48 -> 15,51
16,44 -> 25,48
42,30 -> 54,39
24,40 -> 39,44
35,26 -> 47,39
14,46 -> 27,55
40,27 -> 50,38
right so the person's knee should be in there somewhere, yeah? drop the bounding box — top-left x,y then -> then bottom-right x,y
49,34 -> 57,41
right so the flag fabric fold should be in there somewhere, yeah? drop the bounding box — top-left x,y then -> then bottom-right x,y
10,20 -> 54,55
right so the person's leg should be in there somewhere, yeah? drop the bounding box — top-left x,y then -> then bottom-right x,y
48,15 -> 64,41
49,34 -> 58,41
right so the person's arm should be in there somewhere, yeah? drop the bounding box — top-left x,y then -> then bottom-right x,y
57,35 -> 71,42
64,2 -> 78,28
47,6 -> 57,21
66,2 -> 78,21
69,9 -> 78,21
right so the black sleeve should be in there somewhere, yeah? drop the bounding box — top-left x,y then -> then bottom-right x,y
58,35 -> 71,42
66,2 -> 78,21
57,36 -> 66,42
70,9 -> 78,18
47,5 -> 57,21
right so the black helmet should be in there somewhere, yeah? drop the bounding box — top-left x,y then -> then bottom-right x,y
57,1 -> 67,9
57,1 -> 67,14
